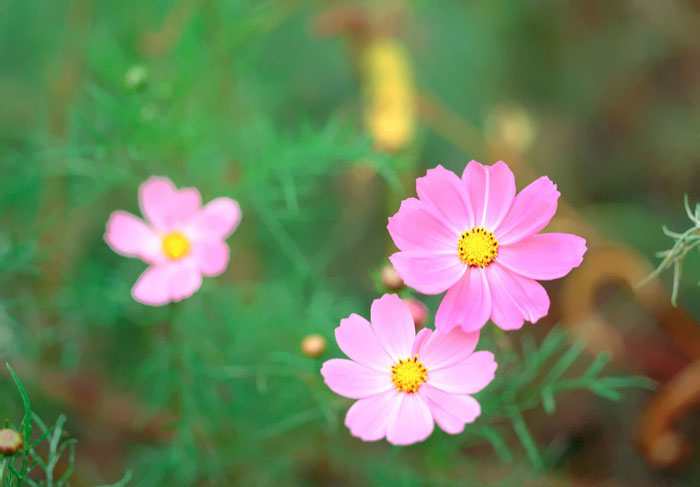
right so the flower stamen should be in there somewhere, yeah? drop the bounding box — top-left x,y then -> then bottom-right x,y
162,232 -> 190,260
391,354 -> 428,393
458,226 -> 498,267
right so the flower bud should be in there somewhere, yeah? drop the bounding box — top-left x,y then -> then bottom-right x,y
301,334 -> 327,358
380,264 -> 404,291
0,428 -> 23,456
403,298 -> 428,330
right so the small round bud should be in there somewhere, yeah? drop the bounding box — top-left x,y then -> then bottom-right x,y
0,428 -> 23,456
403,298 -> 428,330
124,65 -> 148,90
301,334 -> 327,358
380,264 -> 404,291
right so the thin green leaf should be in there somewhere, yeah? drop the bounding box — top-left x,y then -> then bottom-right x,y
684,194 -> 696,223
95,470 -> 133,487
535,329 -> 569,367
589,383 -> 623,401
541,387 -> 556,415
477,427 -> 513,464
583,352 -> 610,379
57,441 -> 76,485
542,340 -> 586,386
7,362 -> 32,481
596,376 -> 656,390
507,405 -> 543,469
30,413 -> 49,435
6,363 -> 31,443
28,451 -> 47,471
28,427 -> 54,450
21,478 -> 39,487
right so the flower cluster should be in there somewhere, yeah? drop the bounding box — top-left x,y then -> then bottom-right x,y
322,160 -> 586,445
104,161 -> 585,447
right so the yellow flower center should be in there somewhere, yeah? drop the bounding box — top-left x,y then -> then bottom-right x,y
391,355 -> 428,393
458,226 -> 498,267
162,232 -> 190,260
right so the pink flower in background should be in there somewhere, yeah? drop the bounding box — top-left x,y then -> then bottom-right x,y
403,297 -> 428,330
388,161 -> 587,333
321,294 -> 496,445
105,176 -> 241,306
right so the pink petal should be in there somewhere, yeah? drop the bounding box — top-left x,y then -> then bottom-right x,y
139,176 -> 177,231
411,328 -> 432,356
497,233 -> 587,280
485,262 -> 550,330
131,261 -> 203,306
138,177 -> 202,231
345,389 -> 401,442
188,197 -> 241,241
428,351 -> 497,394
495,176 -> 560,245
176,188 -> 203,225
461,161 -> 515,230
416,165 -> 473,232
104,211 -> 163,264
415,326 -> 481,371
321,359 -> 392,399
131,266 -> 171,306
370,294 -> 415,361
167,260 -> 203,302
435,268 -> 491,334
387,198 -> 458,252
389,250 -> 465,295
386,393 -> 434,446
421,385 -> 481,434
191,240 -> 230,276
336,314 -> 393,371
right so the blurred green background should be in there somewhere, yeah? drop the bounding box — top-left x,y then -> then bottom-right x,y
1,1 -> 699,486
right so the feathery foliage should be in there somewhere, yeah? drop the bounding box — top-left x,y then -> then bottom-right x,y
637,195 -> 700,306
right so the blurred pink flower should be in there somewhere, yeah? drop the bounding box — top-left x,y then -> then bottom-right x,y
321,294 -> 496,446
105,176 -> 241,306
388,161 -> 586,333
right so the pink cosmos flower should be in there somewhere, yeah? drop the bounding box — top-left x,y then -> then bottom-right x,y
388,161 -> 587,333
105,176 -> 241,306
321,294 -> 496,446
